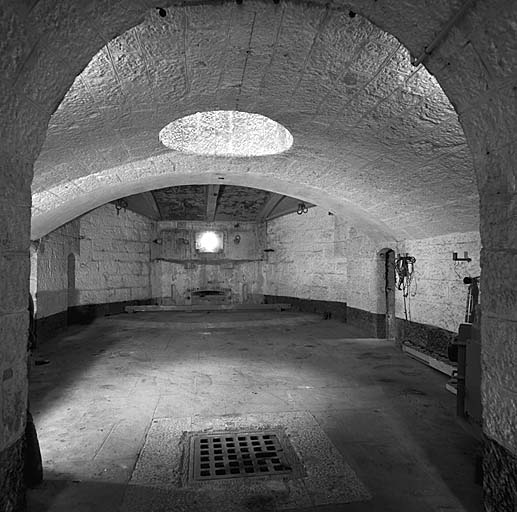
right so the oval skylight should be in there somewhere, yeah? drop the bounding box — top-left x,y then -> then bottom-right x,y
159,111 -> 293,157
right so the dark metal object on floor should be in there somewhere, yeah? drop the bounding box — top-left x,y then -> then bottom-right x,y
190,431 -> 295,481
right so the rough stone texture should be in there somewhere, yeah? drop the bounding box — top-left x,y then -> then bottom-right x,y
33,205 -> 153,321
30,2 -> 477,242
263,208 -> 383,314
483,436 -> 517,512
0,435 -> 25,512
397,319 -> 457,360
0,0 -> 516,508
151,220 -> 265,304
77,205 -> 153,305
398,231 -> 481,332
0,158 -> 31,509
264,212 -> 484,354
34,220 -> 80,319
126,412 -> 371,510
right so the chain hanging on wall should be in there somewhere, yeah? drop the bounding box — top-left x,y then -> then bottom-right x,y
395,253 -> 416,321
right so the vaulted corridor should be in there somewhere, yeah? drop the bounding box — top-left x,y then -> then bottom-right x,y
1,1 -> 517,510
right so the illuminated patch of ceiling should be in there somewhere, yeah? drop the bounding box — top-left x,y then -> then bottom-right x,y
159,111 -> 293,157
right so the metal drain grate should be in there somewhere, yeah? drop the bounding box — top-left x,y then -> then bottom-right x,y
191,432 -> 294,481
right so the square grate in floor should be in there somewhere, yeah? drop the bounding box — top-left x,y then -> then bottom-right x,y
190,431 -> 295,481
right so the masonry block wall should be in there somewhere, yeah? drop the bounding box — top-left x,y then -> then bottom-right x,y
76,205 -> 152,305
264,209 -> 483,351
33,205 -> 153,333
263,208 -> 384,334
151,220 -> 265,304
396,232 -> 482,357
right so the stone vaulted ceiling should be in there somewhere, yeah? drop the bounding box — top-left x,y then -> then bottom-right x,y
31,1 -> 478,241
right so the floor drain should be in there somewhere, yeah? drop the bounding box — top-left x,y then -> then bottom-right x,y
190,431 -> 295,481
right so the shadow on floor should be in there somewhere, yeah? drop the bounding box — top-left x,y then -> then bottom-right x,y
29,312 -> 482,512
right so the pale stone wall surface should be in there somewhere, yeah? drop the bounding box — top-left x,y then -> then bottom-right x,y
76,205 -> 152,305
263,208 -> 382,314
35,220 -> 79,318
151,220 -> 265,304
0,0 -> 516,508
397,232 -> 481,332
34,205 -> 153,317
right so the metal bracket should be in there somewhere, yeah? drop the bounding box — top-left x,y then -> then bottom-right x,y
453,251 -> 472,262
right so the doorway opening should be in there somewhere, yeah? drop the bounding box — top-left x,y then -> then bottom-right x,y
380,248 -> 396,340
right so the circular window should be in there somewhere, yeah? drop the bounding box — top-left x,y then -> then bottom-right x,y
159,111 -> 293,157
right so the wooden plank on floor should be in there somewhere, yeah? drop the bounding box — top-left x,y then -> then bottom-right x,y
125,304 -> 292,313
402,344 -> 456,376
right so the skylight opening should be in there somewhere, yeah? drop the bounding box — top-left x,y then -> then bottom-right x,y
159,111 -> 293,157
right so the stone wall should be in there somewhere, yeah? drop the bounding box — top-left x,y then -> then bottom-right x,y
33,205 -> 153,327
77,205 -> 152,305
396,231 -> 481,356
34,220 -> 80,319
397,231 -> 481,331
264,211 -> 483,352
263,208 -> 385,330
151,220 -> 265,304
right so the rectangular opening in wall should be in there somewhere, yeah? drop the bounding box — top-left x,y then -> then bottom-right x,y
195,231 -> 224,253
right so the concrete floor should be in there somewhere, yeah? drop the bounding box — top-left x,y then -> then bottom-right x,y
27,311 -> 482,511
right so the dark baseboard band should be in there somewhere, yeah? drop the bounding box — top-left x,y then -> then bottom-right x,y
36,294 -> 458,360
35,298 -> 156,344
264,296 -> 460,352
0,435 -> 25,512
263,295 -> 385,337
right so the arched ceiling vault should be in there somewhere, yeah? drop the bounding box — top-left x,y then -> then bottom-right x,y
31,1 -> 478,241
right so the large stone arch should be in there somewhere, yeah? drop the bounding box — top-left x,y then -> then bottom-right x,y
31,166 -> 398,243
1,1 -> 516,509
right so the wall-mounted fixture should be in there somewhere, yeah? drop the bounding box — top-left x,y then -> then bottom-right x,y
234,234 -> 241,245
153,238 -> 163,245
114,198 -> 128,215
395,253 -> 416,321
296,203 -> 308,215
453,251 -> 472,262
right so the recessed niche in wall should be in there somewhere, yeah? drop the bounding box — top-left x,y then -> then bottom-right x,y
195,231 -> 224,253
159,111 -> 293,157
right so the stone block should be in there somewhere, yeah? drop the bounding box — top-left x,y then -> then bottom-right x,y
483,382 -> 517,457
481,250 -> 517,320
0,253 -> 29,314
0,201 -> 31,253
483,436 -> 517,512
0,435 -> 25,512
